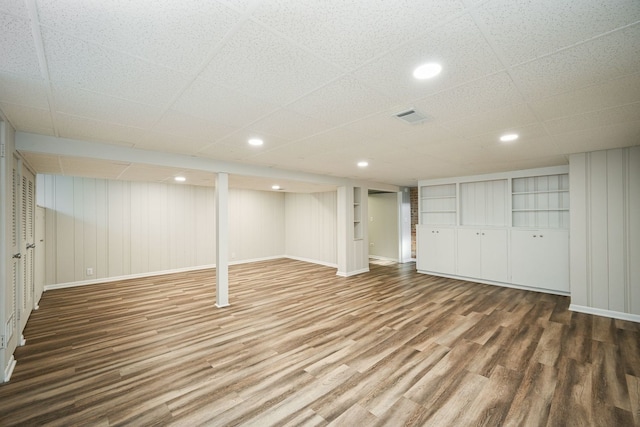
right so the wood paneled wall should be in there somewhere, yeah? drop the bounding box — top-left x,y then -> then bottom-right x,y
36,175 -> 285,286
284,191 -> 337,266
570,146 -> 640,320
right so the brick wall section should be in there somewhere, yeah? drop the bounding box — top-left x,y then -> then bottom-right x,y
410,187 -> 418,258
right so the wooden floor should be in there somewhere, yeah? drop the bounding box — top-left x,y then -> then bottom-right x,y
1,258 -> 639,426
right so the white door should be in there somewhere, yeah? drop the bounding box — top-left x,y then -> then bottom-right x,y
19,168 -> 35,334
511,229 -> 569,292
457,228 -> 481,278
8,156 -> 21,350
417,226 -> 455,274
34,206 -> 46,307
481,229 -> 508,282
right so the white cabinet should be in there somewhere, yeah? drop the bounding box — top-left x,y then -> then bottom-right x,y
417,225 -> 455,274
457,228 -> 508,282
511,229 -> 569,292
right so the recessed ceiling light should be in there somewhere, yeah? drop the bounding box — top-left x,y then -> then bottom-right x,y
272,185 -> 281,190
413,62 -> 442,80
500,133 -> 519,142
357,161 -> 369,168
174,176 -> 186,182
248,138 -> 264,146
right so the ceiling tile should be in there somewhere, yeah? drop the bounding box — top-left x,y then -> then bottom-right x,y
0,0 -> 29,17
118,163 -> 188,182
242,108 -> 334,141
154,109 -> 238,145
42,28 -> 190,106
252,0 -> 466,69
544,103 -> 640,136
413,72 -> 526,122
0,71 -> 49,109
20,152 -> 62,174
133,130 -> 210,155
286,76 -> 393,126
475,0 -> 640,66
172,77 -> 278,127
441,103 -> 538,138
552,120 -> 640,154
463,122 -> 550,148
341,111 -> 423,139
510,24 -> 640,101
36,0 -> 242,73
352,14 -> 505,102
528,72 -> 640,121
52,85 -> 163,128
200,21 -> 344,106
56,113 -> 142,147
0,13 -> 41,78
0,103 -> 53,134
59,156 -> 131,179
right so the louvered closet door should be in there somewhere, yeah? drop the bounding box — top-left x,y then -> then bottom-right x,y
20,168 -> 36,333
8,156 -> 20,346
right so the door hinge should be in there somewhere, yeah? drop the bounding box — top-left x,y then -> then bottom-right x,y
0,334 -> 5,349
0,142 -> 5,158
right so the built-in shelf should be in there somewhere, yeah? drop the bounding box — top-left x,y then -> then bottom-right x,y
512,174 -> 569,228
353,187 -> 363,240
420,183 -> 456,225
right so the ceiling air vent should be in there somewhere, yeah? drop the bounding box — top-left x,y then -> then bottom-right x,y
394,109 -> 427,124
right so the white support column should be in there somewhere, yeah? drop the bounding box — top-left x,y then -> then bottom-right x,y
215,172 -> 229,308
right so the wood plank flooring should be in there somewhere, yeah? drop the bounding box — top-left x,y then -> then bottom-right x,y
1,258 -> 639,426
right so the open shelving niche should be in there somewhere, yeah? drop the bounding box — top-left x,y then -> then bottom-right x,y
420,183 -> 456,226
512,174 -> 569,228
353,187 -> 363,240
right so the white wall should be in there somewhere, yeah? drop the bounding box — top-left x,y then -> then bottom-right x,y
570,146 -> 640,321
285,191 -> 337,266
368,192 -> 399,261
37,175 -> 285,286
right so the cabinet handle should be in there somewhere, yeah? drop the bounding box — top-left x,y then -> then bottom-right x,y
482,233 -> 485,235
13,253 -> 21,259
476,232 -> 479,235
540,235 -> 543,238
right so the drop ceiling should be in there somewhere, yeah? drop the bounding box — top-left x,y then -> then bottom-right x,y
1,0 -> 639,191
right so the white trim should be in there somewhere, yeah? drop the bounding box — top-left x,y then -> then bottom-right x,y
419,165 -> 569,187
42,256 -> 291,291
3,355 -> 16,383
19,334 -> 25,346
336,267 -> 370,277
569,304 -> 640,323
284,255 -> 337,269
230,255 -> 285,266
369,255 -> 399,262
44,264 -> 217,291
416,270 -> 570,296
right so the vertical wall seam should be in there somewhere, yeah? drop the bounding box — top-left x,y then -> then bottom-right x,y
623,148 -> 630,314
585,154 -> 592,307
604,152 -> 609,311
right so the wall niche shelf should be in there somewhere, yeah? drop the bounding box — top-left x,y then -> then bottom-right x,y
512,174 -> 569,229
420,183 -> 456,226
353,187 -> 363,240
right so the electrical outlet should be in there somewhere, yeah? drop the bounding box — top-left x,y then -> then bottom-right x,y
86,267 -> 94,276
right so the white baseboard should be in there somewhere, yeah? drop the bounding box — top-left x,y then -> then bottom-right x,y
19,334 -> 26,346
3,355 -> 16,383
569,304 -> 640,323
284,255 -> 338,269
336,267 -> 370,277
416,270 -> 570,297
369,255 -> 399,262
44,255 -> 337,292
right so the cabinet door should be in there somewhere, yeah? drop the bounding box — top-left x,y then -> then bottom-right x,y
481,229 -> 508,282
457,228 -> 481,278
511,229 -> 569,292
417,226 -> 455,274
